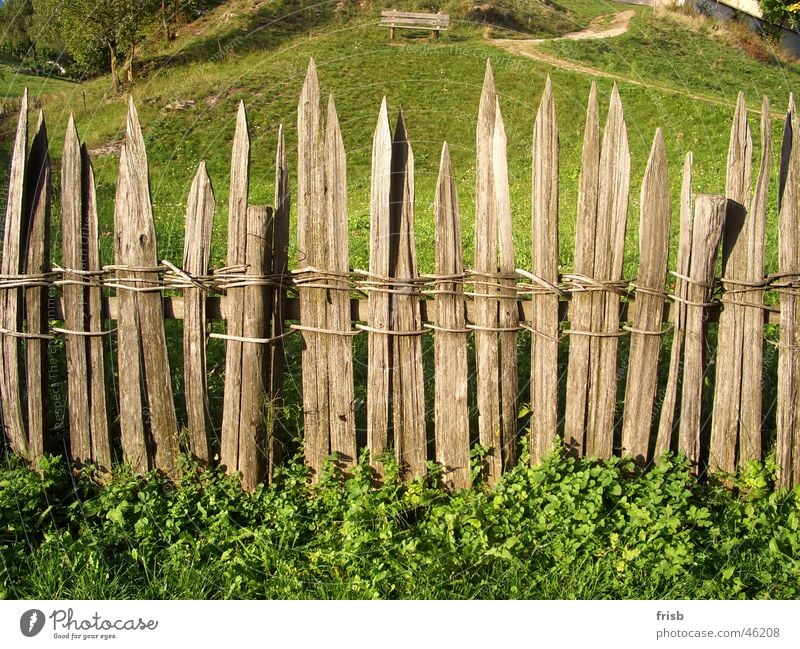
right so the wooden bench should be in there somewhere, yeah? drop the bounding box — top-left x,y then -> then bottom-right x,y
380,10 -> 450,39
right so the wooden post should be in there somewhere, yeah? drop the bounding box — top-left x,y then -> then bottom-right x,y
367,96 -> 393,474
221,101 -> 251,477
1,91 -> 29,458
297,61 -> 329,479
530,76 -> 559,465
390,111 -> 426,479
710,92 -> 763,474
433,143 -> 470,489
268,125 -> 290,479
621,129 -> 670,465
61,116 -> 92,465
678,194 -> 726,472
182,162 -> 215,464
474,61 -> 502,482
237,205 -> 271,490
82,146 -> 112,472
655,152 -> 694,458
494,97 -> 519,471
586,85 -> 629,460
114,98 -> 179,476
777,98 -> 800,490
324,95 -> 356,469
24,112 -> 51,464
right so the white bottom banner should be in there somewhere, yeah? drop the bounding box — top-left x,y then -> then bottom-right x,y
2,600 -> 799,648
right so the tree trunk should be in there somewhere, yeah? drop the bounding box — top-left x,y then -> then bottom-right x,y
109,43 -> 120,93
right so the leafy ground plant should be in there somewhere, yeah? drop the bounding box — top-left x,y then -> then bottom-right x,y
1,448 -> 799,599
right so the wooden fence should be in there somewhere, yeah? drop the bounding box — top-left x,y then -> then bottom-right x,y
2,60 -> 800,491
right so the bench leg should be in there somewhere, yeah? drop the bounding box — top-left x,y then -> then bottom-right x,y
434,29 -> 440,39
390,27 -> 395,39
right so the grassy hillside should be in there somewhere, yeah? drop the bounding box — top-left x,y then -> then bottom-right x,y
5,0 -> 797,279
0,58 -> 75,108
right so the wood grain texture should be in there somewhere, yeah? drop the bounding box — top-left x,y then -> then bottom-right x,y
367,96 -> 392,473
621,128 -> 669,465
586,85 -> 629,460
24,112 -> 51,463
565,82 -> 600,457
777,100 -> 800,490
493,97 -> 519,471
474,61 -> 502,482
434,143 -> 470,489
115,99 -> 179,476
297,61 -> 329,479
390,111 -> 426,480
82,145 -> 111,472
61,116 -> 91,464
221,101 -> 251,476
679,194 -> 726,472
530,77 -> 559,465
114,143 -> 148,473
655,152 -> 693,458
325,96 -> 356,469
182,162 -> 214,464
1,92 -> 28,457
711,92 -> 755,474
739,97 -> 769,465
237,205 -> 271,490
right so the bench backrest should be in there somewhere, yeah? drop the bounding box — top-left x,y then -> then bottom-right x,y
379,10 -> 450,29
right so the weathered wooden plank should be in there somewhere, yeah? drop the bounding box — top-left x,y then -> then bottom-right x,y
679,194 -> 726,472
221,101 -> 251,476
564,82 -> 600,457
182,161 -> 215,464
82,145 -> 111,473
23,111 -> 51,463
116,98 -> 179,475
777,99 -> 800,490
297,60 -> 329,479
530,77 -> 559,465
711,92 -> 755,474
655,152 -> 693,458
61,115 -> 92,465
114,143 -> 149,473
390,111 -> 426,480
434,143 -> 470,489
268,124 -> 290,479
739,96 -> 770,465
493,97 -> 519,471
237,205 -> 271,490
325,95 -> 356,468
474,61 -> 502,482
367,96 -> 393,473
1,91 -> 29,458
621,128 -> 670,465
586,85 -> 629,460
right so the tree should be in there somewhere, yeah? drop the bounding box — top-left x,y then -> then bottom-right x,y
0,0 -> 36,59
32,0 -> 158,91
758,0 -> 800,30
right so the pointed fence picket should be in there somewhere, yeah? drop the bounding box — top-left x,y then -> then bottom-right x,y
2,67 -> 800,491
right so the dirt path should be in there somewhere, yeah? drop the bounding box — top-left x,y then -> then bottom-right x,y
489,10 -> 769,117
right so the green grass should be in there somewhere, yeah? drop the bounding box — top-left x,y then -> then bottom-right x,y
2,450 -> 799,599
4,3 -> 793,278
0,58 -> 75,109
